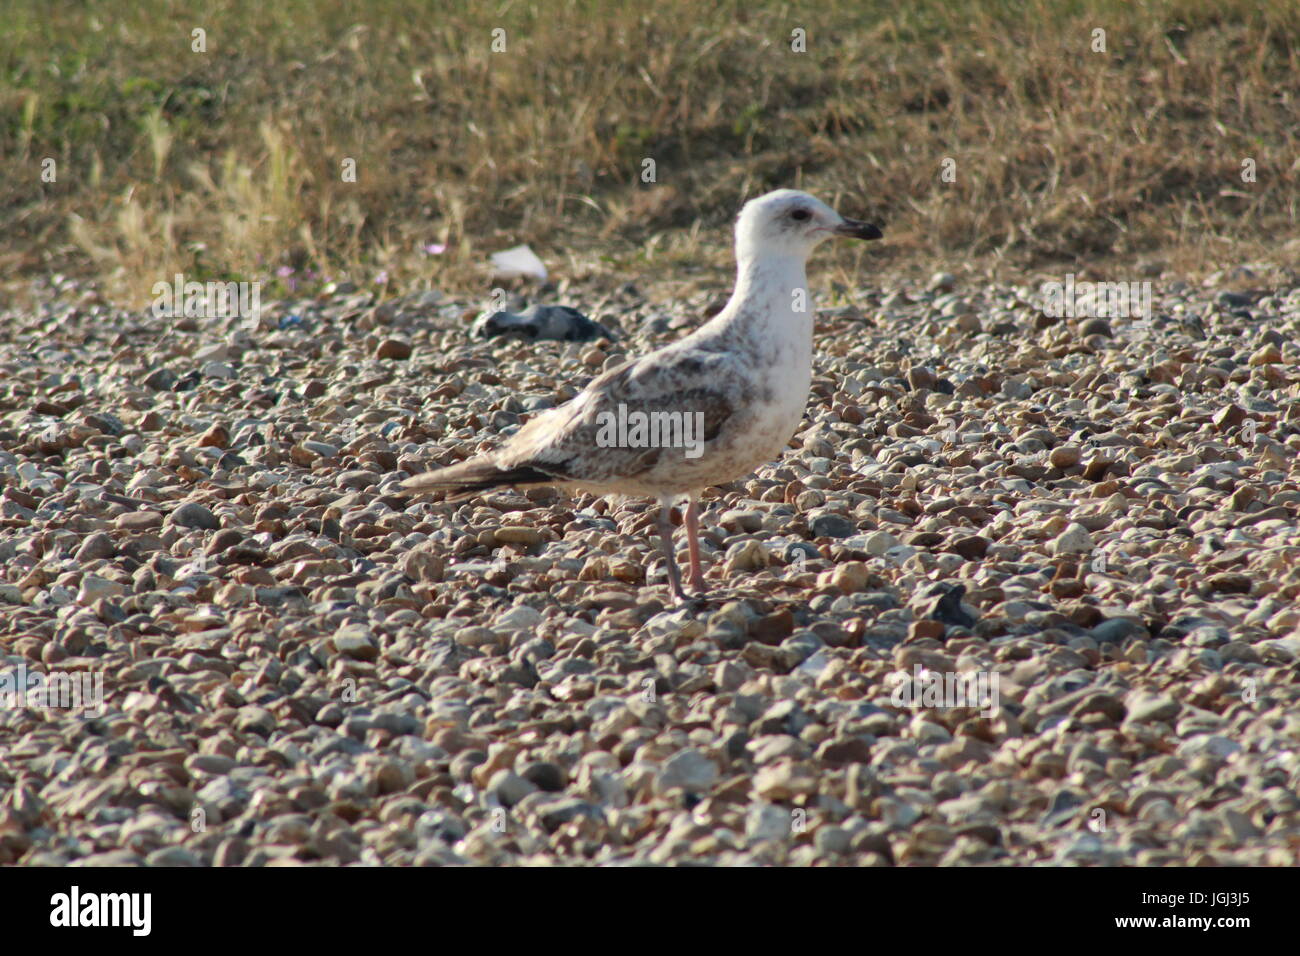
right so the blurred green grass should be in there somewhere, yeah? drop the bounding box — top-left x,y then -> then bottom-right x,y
2,0 -> 1297,305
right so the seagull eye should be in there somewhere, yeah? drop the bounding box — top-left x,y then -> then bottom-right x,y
790,209 -> 811,221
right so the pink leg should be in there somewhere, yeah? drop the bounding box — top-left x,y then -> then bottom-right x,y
685,495 -> 707,594
657,499 -> 687,602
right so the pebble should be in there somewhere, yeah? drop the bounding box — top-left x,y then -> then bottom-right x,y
1051,523 -> 1094,555
1049,444 -> 1081,468
77,575 -> 125,603
170,501 -> 220,530
375,338 -> 413,360
332,625 -> 379,661
1125,692 -> 1180,724
487,770 -> 537,807
0,273 -> 1296,868
829,561 -> 869,593
725,539 -> 770,574
495,526 -> 542,546
116,511 -> 163,531
810,513 -> 855,539
74,532 -> 115,562
655,749 -> 719,794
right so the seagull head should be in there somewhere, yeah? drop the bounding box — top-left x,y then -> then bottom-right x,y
734,189 -> 882,263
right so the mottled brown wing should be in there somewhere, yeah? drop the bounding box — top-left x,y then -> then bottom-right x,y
496,349 -> 736,484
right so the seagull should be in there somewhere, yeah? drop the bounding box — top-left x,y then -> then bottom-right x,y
402,189 -> 882,601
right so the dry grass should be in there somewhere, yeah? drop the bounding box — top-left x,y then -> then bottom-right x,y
2,0 -> 1298,308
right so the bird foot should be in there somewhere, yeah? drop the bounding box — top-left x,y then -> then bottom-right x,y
668,579 -> 710,607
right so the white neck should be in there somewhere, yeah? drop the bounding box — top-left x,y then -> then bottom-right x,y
704,251 -> 813,355
734,250 -> 807,298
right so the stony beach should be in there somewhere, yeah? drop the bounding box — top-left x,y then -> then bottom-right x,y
1,269 -> 1297,866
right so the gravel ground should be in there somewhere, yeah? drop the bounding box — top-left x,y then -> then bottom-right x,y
1,267 -> 1298,867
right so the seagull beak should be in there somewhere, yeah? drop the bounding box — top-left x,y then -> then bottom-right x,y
834,218 -> 883,241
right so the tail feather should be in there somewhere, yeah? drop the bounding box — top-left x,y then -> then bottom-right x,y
401,457 -> 559,499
